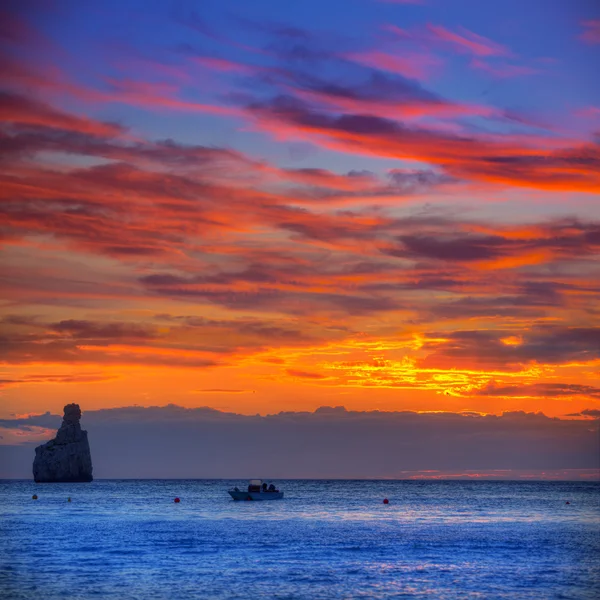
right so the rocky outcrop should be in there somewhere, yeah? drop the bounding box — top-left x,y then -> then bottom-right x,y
33,404 -> 93,482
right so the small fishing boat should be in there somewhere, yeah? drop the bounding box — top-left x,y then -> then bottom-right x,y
228,479 -> 283,501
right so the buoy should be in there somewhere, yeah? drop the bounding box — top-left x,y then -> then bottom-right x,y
383,498 -> 389,505
67,497 -> 71,503
32,494 -> 38,500
566,501 -> 570,505
174,497 -> 180,503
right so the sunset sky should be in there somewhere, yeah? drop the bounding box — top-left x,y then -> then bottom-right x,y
1,0 -> 600,430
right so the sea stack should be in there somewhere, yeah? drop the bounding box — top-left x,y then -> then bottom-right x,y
33,403 -> 93,482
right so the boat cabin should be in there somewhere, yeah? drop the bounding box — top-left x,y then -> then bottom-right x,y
229,479 -> 283,500
248,479 -> 263,493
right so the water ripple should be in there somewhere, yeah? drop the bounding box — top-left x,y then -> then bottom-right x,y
0,480 -> 599,599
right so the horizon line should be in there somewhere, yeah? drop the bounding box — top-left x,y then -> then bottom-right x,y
3,477 -> 599,482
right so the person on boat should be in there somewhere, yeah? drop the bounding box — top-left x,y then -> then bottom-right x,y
262,482 -> 268,492
268,483 -> 276,492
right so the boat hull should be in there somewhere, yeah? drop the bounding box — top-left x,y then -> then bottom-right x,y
228,490 -> 284,501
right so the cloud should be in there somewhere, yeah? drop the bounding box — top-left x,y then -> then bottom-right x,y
3,16 -> 597,200
279,70 -> 488,121
426,24 -> 509,57
426,294 -> 558,321
194,389 -> 252,394
0,373 -> 117,388
344,50 -> 441,81
0,314 -> 222,368
385,233 -> 508,262
476,382 -> 600,399
470,58 -> 539,79
580,20 -> 600,45
51,319 -> 157,340
0,9 -> 40,44
286,369 -> 328,379
0,91 -> 124,137
0,405 -> 597,478
0,311 -> 337,370
381,221 -> 600,266
0,2 -> 599,422
0,411 -> 60,430
248,96 -> 600,192
379,1 -> 426,5
566,409 -> 600,418
143,283 -> 399,315
421,326 -> 600,370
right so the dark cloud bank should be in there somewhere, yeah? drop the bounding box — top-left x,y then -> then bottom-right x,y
1,405 -> 598,479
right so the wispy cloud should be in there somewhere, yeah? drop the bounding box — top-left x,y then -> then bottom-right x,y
194,388 -> 253,393
426,24 -> 510,56
378,0 -> 426,5
580,20 -> 600,45
470,58 -> 539,79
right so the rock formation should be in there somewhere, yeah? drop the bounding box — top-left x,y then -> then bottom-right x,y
33,403 -> 93,482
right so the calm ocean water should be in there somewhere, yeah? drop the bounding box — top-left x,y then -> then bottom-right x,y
0,480 -> 599,599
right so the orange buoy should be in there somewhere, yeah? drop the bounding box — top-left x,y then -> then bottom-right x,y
383,498 -> 389,504
174,497 -> 180,503
32,494 -> 38,500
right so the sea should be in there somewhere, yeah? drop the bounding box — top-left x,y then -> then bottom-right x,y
0,480 -> 599,599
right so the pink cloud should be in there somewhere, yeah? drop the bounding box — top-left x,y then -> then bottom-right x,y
101,78 -> 243,118
427,24 -> 509,56
574,106 -> 600,120
0,90 -> 124,137
470,58 -> 539,79
580,20 -> 600,44
291,87 -> 497,122
191,56 -> 253,74
347,50 -> 442,80
0,53 -> 242,123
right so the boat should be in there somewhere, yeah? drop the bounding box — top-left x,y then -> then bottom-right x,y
228,479 -> 284,501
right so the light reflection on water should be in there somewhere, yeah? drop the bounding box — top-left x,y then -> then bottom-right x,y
0,479 -> 599,599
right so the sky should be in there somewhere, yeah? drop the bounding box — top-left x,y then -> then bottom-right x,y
1,0 -> 599,475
